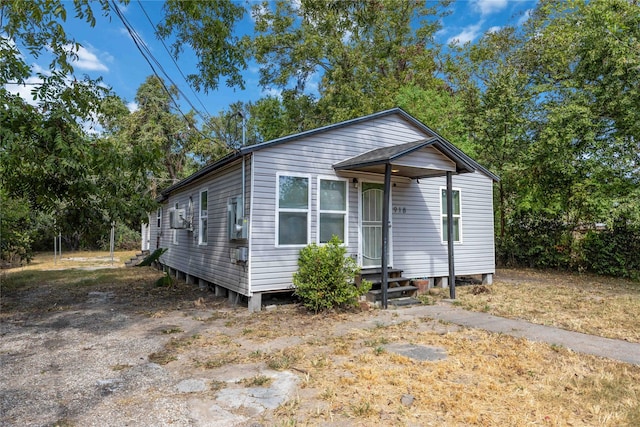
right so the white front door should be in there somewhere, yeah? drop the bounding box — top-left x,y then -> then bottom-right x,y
360,182 -> 392,268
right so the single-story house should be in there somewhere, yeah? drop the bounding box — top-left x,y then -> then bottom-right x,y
148,108 -> 499,311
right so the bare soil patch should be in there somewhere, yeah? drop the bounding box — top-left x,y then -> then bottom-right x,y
2,257 -> 640,426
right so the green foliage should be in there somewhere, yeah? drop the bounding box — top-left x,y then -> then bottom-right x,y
1,1 -> 157,253
156,0 -> 247,92
0,0 -> 113,82
0,191 -> 33,265
498,210 -> 573,269
396,83 -> 474,156
581,211 -> 640,280
293,236 -> 370,313
119,75 -> 200,183
155,269 -> 174,287
451,0 -> 639,273
138,248 -> 168,267
97,223 -> 141,251
250,0 -> 448,124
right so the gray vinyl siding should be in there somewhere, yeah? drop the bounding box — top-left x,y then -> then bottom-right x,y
392,171 -> 495,278
151,111 -> 496,296
249,115 -> 436,292
394,146 -> 456,171
150,158 -> 251,295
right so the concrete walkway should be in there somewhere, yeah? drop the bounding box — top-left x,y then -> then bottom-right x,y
399,303 -> 640,366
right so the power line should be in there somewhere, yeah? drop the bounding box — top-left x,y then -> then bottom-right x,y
136,0 -> 213,120
108,0 -> 212,140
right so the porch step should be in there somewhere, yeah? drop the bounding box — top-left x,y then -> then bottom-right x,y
366,285 -> 418,302
359,268 -> 403,279
125,250 -> 150,267
367,276 -> 412,288
388,297 -> 422,307
358,268 -> 405,286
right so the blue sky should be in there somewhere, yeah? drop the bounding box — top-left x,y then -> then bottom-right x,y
8,0 -> 536,122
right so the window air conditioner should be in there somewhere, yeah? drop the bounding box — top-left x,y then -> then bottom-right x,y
169,208 -> 187,229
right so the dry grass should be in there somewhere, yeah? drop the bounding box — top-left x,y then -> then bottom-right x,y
4,250 -> 139,271
455,269 -> 640,343
4,254 -> 640,425
167,305 -> 640,426
0,251 -> 220,318
148,294 -> 640,426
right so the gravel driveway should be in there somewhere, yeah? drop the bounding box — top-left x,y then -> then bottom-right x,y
0,272 -> 304,427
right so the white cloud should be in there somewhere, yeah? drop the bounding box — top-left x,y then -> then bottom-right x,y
71,45 -> 109,72
126,101 -> 139,113
474,0 -> 508,16
4,63 -> 49,105
261,87 -> 281,98
518,8 -> 533,26
5,77 -> 41,105
487,26 -> 501,34
250,3 -> 269,23
447,22 -> 484,45
342,29 -> 353,44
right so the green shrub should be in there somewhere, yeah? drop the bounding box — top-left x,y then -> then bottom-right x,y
497,210 -> 573,269
293,236 -> 370,313
0,192 -> 33,265
581,214 -> 640,280
98,223 -> 142,251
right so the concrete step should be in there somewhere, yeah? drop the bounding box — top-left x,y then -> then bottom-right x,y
388,297 -> 422,307
367,276 -> 412,288
125,251 -> 151,267
366,285 -> 418,302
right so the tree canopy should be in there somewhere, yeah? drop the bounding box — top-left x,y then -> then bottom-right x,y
1,0 -> 638,276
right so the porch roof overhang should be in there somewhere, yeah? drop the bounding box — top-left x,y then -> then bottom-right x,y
332,137 -> 476,179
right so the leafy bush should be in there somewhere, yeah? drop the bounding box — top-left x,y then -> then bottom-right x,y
0,193 -> 33,265
293,236 -> 370,313
497,210 -> 573,269
580,214 -> 640,280
98,223 -> 142,251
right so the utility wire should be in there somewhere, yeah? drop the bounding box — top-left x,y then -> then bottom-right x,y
109,0 -> 212,141
136,0 -> 213,121
113,0 -> 205,122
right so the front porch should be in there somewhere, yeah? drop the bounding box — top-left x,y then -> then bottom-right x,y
334,138 -> 478,308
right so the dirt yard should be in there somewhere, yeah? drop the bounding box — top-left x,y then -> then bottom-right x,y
2,256 -> 640,426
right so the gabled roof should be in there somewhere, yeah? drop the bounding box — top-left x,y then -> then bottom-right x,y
159,108 -> 499,199
333,137 -> 475,179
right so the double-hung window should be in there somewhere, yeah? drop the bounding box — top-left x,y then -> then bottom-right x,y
173,202 -> 179,244
199,190 -> 208,245
156,208 -> 162,228
277,174 -> 309,246
441,188 -> 462,243
318,178 -> 347,244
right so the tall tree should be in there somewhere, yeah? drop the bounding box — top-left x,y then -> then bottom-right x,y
120,76 -> 200,188
448,26 -> 533,240
251,0 -> 450,123
0,0 -> 163,257
155,0 -> 247,92
451,0 -> 640,268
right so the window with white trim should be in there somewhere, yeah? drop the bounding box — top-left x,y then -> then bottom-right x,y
173,202 -> 179,244
277,174 -> 309,246
156,208 -> 162,228
441,188 -> 462,243
318,178 -> 347,244
199,190 -> 208,244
